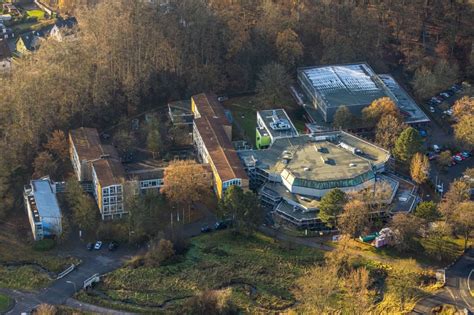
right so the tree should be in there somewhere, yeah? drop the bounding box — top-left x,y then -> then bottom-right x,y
161,160 -> 211,221
439,179 -> 471,223
332,106 -> 354,130
256,63 -> 293,108
34,304 -> 58,315
375,114 -> 406,151
389,213 -> 422,252
338,199 -> 370,237
44,130 -> 69,161
319,189 -> 347,228
393,127 -> 422,163
219,186 -> 263,234
414,201 -> 439,222
66,179 -> 99,233
410,153 -> 430,185
33,151 -> 58,179
453,114 -> 474,150
437,150 -> 452,168
452,96 -> 474,119
362,97 -> 400,127
453,201 -> 474,250
412,61 -> 460,99
276,28 -> 303,69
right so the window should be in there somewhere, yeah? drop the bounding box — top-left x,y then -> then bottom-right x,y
103,187 -> 109,194
117,186 -> 122,193
110,187 -> 116,194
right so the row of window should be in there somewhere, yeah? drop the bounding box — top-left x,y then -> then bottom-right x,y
222,179 -> 241,189
102,185 -> 122,195
102,204 -> 124,214
291,170 -> 375,190
103,196 -> 123,205
140,179 -> 164,189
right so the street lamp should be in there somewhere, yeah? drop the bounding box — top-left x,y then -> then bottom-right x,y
66,280 -> 77,292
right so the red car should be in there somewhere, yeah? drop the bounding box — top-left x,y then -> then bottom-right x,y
456,153 -> 466,160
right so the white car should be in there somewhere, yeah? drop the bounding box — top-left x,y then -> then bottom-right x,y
94,241 -> 103,250
429,106 -> 435,113
436,185 -> 444,193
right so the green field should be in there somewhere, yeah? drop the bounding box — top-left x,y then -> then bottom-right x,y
0,223 -> 79,290
76,231 -> 324,313
27,9 -> 45,19
0,294 -> 13,313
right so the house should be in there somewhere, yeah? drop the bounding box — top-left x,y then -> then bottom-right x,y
69,127 -> 167,220
48,17 -> 77,42
192,93 -> 249,198
24,177 -> 62,241
0,39 -> 12,73
298,63 -> 430,125
16,31 -> 42,55
2,3 -> 21,16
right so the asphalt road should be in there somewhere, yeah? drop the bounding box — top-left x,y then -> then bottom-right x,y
0,204 -> 217,314
412,248 -> 474,314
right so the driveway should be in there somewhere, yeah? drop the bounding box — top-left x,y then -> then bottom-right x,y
412,248 -> 474,314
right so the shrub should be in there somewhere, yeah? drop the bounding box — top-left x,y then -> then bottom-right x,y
32,239 -> 56,251
145,239 -> 175,267
34,304 -> 57,315
182,290 -> 238,315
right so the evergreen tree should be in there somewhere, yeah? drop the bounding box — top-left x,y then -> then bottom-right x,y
393,127 -> 422,162
319,189 -> 347,228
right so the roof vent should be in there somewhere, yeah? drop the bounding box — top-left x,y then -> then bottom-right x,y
349,163 -> 356,167
304,167 -> 310,171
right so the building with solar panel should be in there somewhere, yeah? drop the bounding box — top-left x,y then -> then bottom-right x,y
297,63 -> 429,124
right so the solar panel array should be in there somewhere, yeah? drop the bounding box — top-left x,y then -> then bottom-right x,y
302,63 -> 380,94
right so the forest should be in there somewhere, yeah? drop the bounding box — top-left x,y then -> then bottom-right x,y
0,0 -> 473,218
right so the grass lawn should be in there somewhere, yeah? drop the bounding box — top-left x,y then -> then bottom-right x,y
0,294 -> 13,313
0,221 -> 78,290
76,230 -> 324,313
223,96 -> 258,146
27,10 -> 45,19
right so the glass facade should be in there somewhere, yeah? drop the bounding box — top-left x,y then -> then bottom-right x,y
291,170 -> 375,190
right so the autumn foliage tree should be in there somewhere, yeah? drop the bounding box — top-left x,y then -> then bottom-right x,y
161,160 -> 211,214
338,199 -> 370,237
362,97 -> 400,128
333,106 -> 354,130
410,153 -> 430,185
44,130 -> 69,161
375,114 -> 406,151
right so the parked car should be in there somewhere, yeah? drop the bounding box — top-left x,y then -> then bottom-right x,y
418,129 -> 427,137
431,97 -> 442,104
201,225 -> 212,233
86,242 -> 94,251
94,241 -> 103,250
427,152 -> 438,160
108,241 -> 119,251
436,184 -> 444,193
461,151 -> 471,158
433,144 -> 441,153
429,106 -> 435,113
435,96 -> 444,102
214,221 -> 228,230
439,92 -> 450,99
456,153 -> 466,160
453,155 -> 463,162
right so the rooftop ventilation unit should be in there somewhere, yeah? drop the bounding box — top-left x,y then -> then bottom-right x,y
303,167 -> 310,171
339,142 -> 363,155
349,163 -> 357,167
269,111 -> 291,131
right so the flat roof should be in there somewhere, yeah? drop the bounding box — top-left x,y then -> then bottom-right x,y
257,109 -> 298,139
262,182 -> 320,209
239,131 -> 390,182
192,93 -> 231,127
378,74 -> 430,123
92,158 -> 125,187
299,63 -> 386,108
275,200 -> 318,223
31,179 -> 61,219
